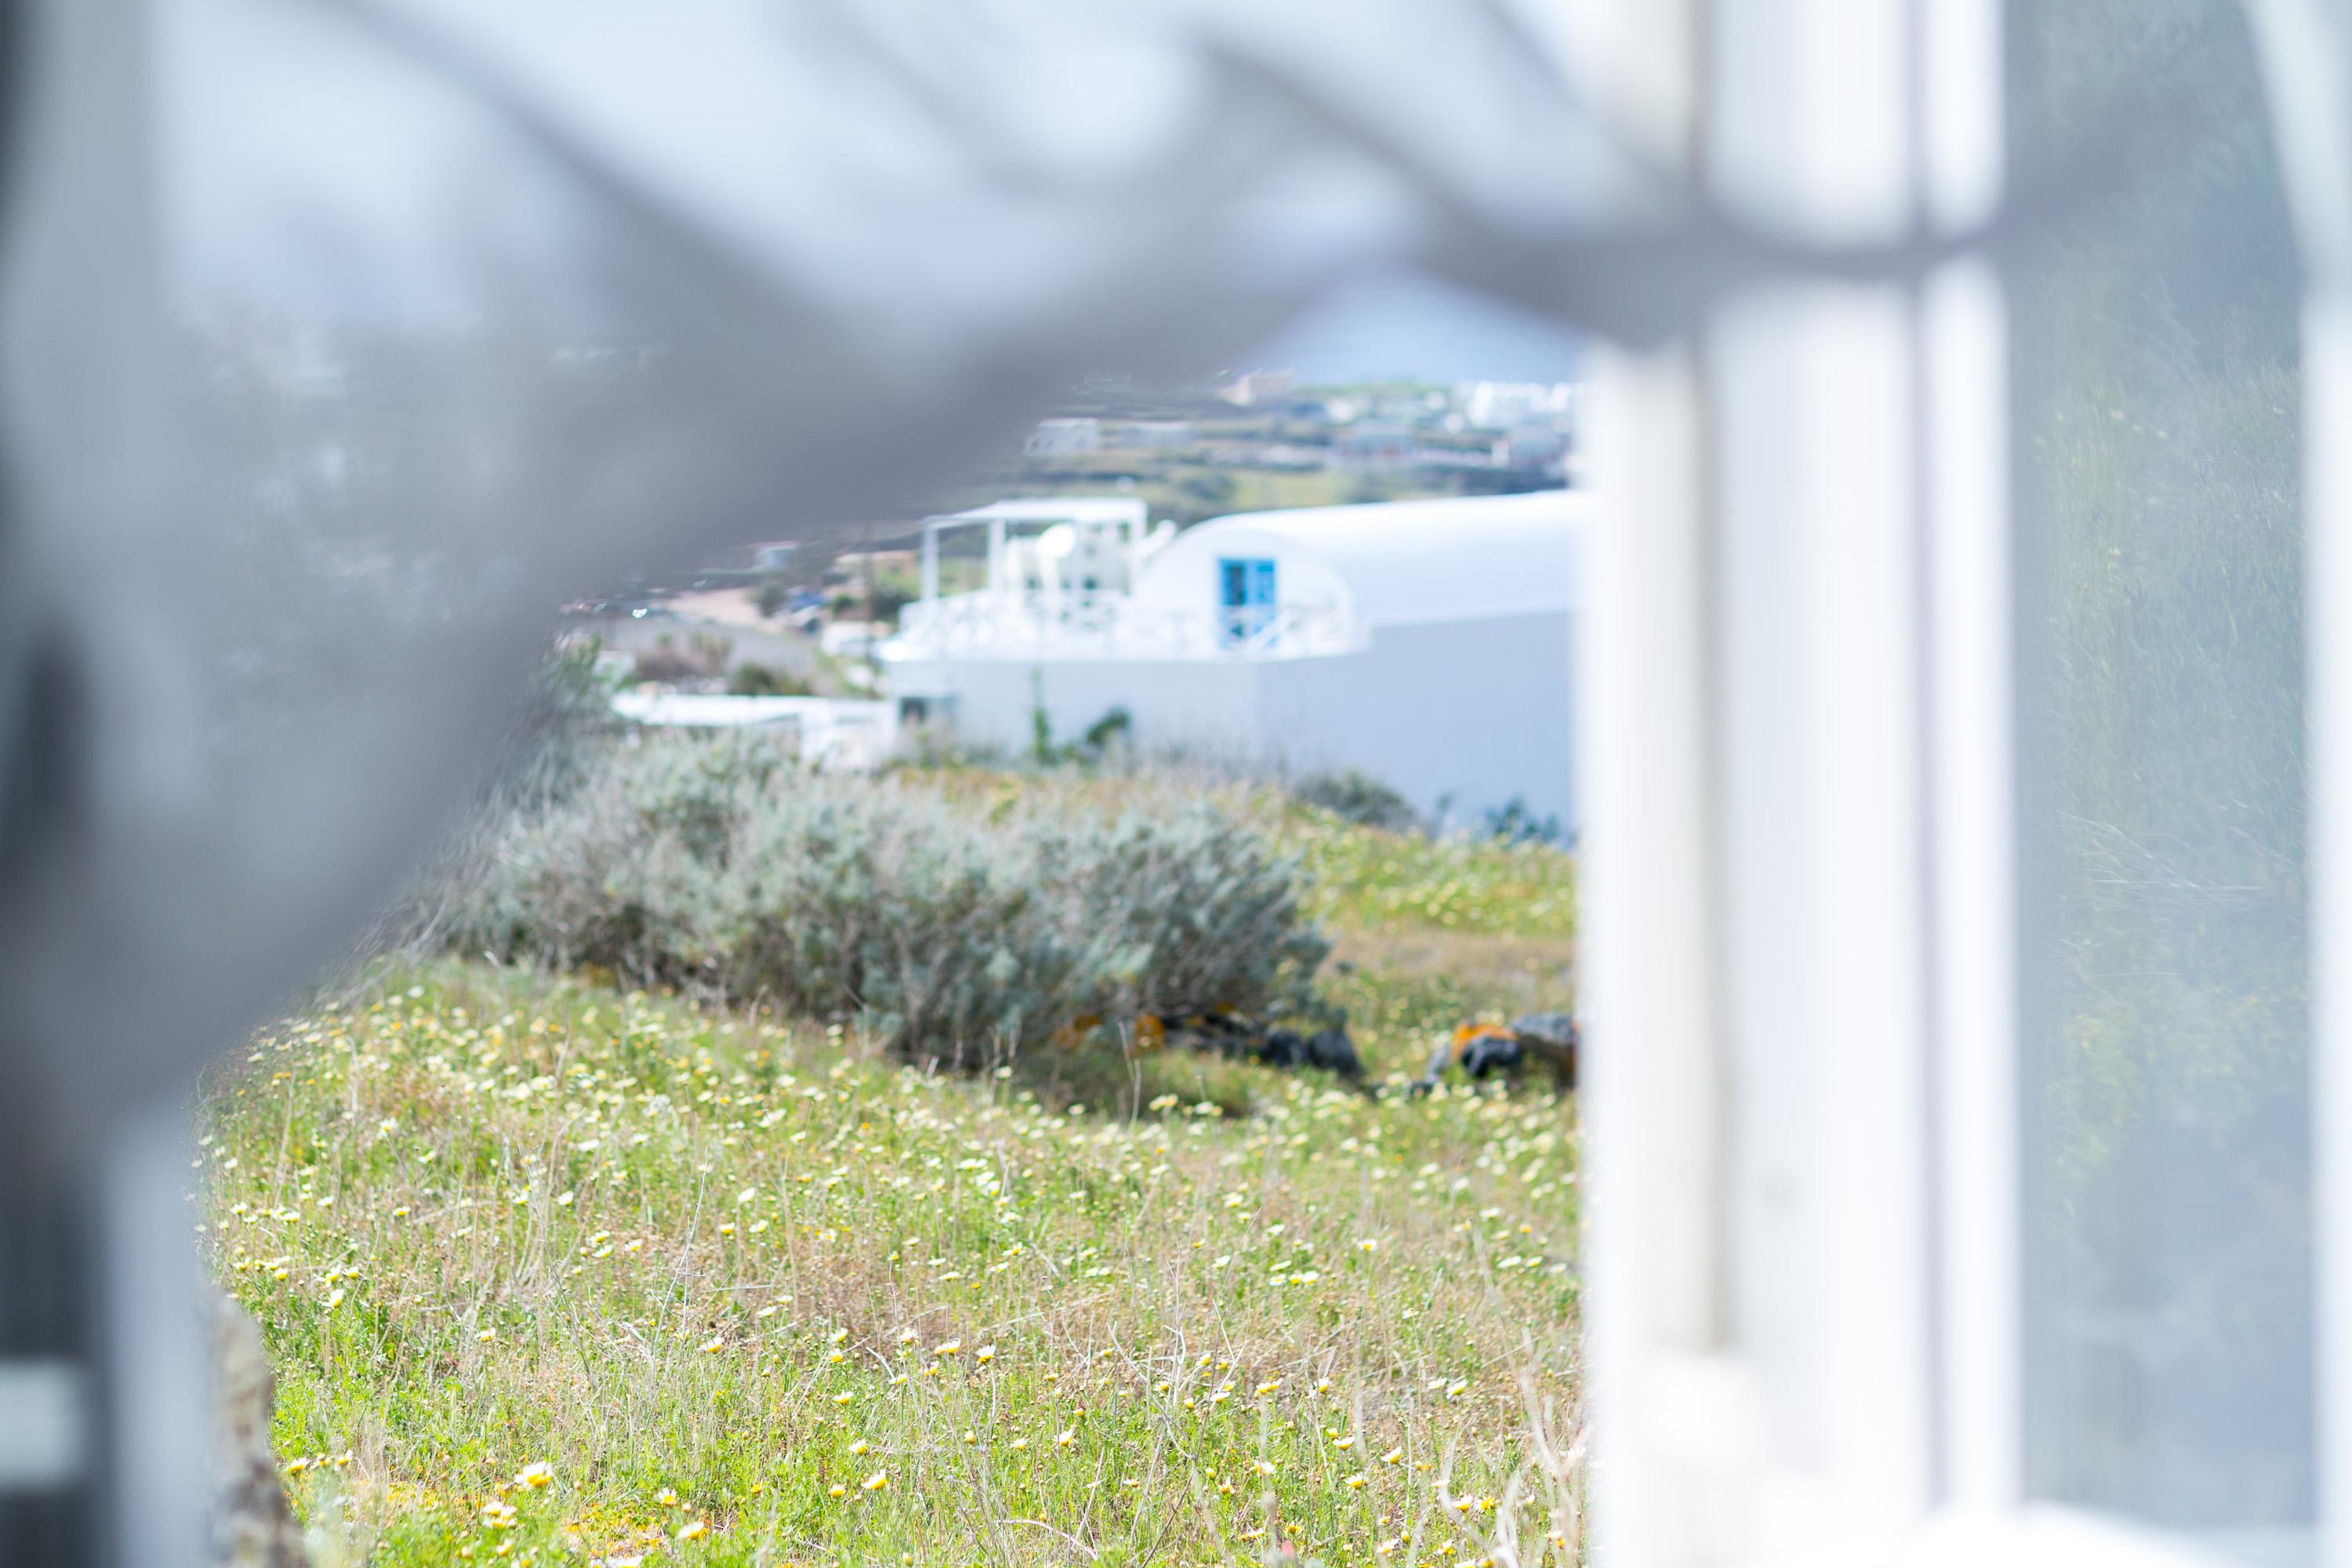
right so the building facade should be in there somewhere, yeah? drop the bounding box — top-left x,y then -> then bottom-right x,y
884,492 -> 1582,829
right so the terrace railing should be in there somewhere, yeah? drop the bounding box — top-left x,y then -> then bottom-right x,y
891,591 -> 1362,661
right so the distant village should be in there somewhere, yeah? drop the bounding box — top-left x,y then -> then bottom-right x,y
978,367 -> 1585,525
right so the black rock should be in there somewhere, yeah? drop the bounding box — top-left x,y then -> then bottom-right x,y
1459,1031 -> 1525,1079
1510,1011 -> 1576,1047
1258,1028 -> 1307,1068
1305,1027 -> 1363,1079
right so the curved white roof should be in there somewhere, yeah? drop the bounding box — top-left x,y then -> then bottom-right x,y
1145,490 -> 1582,629
932,496 -> 1148,527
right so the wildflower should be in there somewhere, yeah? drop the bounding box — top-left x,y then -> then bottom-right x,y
862,1470 -> 888,1491
1254,1460 -> 1276,1476
657,1488 -> 678,1507
477,1329 -> 497,1343
964,1430 -> 978,1445
829,1327 -> 850,1345
515,1462 -> 553,1489
1359,1239 -> 1378,1254
935,1340 -> 962,1356
833,1392 -> 855,1405
975,1345 -> 995,1363
1382,1448 -> 1404,1465
1010,1438 -> 1028,1451
897,1328 -> 917,1345
849,1440 -> 869,1455
1335,1436 -> 1356,1450
1055,1428 -> 1076,1448
828,1484 -> 847,1498
1346,1473 -> 1369,1489
677,1520 -> 708,1541
700,1338 -> 724,1354
1255,1380 -> 1279,1396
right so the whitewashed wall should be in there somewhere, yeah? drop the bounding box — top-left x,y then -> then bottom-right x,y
887,606 -> 1577,829
1257,611 -> 1577,829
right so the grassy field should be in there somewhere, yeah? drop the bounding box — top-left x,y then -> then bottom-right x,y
198,799 -> 1582,1567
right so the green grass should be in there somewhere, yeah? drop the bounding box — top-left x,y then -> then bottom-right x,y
1273,808 -> 1577,943
200,782 -> 1582,1566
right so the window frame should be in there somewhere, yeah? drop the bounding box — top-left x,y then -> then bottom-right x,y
1577,2 -> 2335,1565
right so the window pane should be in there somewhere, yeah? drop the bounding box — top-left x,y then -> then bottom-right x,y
2010,0 -> 2312,1552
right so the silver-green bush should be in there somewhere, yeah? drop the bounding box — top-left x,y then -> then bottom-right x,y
429,734 -> 1330,1062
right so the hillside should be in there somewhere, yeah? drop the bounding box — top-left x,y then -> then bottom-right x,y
197,790 -> 1583,1566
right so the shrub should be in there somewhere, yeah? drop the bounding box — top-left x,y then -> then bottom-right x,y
1292,769 -> 1420,833
427,735 -> 1329,1063
725,661 -> 810,696
1481,796 -> 1563,847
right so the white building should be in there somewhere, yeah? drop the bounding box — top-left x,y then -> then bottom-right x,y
608,691 -> 896,769
1330,422 -> 1417,470
1218,368 -> 1295,408
1459,379 -> 1581,430
1023,416 -> 1101,456
884,492 -> 1582,827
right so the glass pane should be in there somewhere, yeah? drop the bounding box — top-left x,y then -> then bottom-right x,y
2010,0 -> 2312,1552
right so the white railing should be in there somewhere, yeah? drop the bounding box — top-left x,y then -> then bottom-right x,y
890,590 -> 1362,661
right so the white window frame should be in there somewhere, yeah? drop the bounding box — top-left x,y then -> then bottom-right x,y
1577,3 -> 2336,1566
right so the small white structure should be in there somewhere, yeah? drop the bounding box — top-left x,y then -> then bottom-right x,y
1218,368 -> 1295,408
1331,423 -> 1417,470
1458,379 -> 1581,430
609,691 -> 896,769
1024,416 -> 1101,456
885,492 -> 1582,828
819,619 -> 891,659
1494,423 -> 1570,476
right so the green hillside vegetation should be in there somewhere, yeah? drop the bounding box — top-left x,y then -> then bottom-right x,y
199,758 -> 1582,1566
